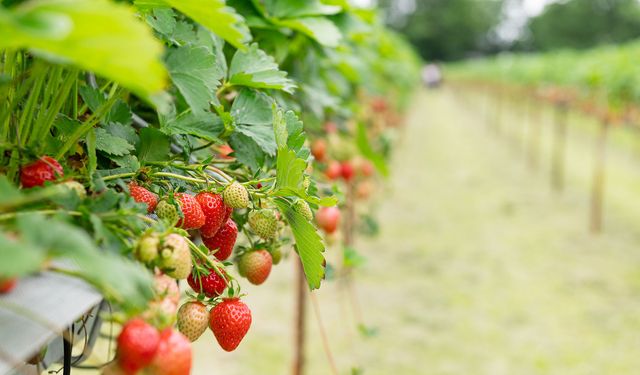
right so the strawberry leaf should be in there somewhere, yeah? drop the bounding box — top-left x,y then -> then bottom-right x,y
273,199 -> 324,289
229,132 -> 265,171
228,44 -> 296,93
0,0 -> 167,100
231,89 -> 277,156
260,0 -> 342,18
161,112 -> 224,141
275,17 -> 342,47
165,45 -> 224,114
138,128 -> 171,163
273,108 -> 337,206
11,213 -> 154,313
94,128 -> 135,156
356,121 -> 388,176
148,0 -> 252,50
0,230 -> 45,277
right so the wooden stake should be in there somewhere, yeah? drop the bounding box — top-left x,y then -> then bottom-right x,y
528,101 -> 542,170
309,292 -> 339,375
551,104 -> 568,191
495,90 -> 503,134
292,258 -> 306,375
590,120 -> 609,233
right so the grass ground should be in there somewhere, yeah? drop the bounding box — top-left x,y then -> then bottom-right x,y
197,88 -> 640,375
80,88 -> 640,374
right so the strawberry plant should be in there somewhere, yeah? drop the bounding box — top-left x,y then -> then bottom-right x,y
0,0 -> 420,372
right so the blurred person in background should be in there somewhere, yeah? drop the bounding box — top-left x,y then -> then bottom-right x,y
422,63 -> 442,88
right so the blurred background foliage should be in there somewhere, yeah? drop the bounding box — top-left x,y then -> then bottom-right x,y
378,0 -> 640,61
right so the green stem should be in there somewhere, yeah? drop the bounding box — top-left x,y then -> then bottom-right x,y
32,68 -> 79,147
0,186 -> 71,213
242,177 -> 275,186
152,171 -> 208,185
205,166 -> 232,182
101,172 -> 136,182
192,141 -> 215,152
215,82 -> 233,98
17,63 -> 46,147
185,238 -> 231,283
55,84 -> 120,159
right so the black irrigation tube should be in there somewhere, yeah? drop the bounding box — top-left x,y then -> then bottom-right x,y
62,326 -> 71,375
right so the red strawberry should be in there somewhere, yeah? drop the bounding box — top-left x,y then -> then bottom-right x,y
20,156 -> 64,188
316,206 -> 340,234
325,160 -> 341,180
356,180 -> 373,200
324,121 -> 338,134
177,301 -> 208,342
116,318 -> 160,374
340,161 -> 355,181
147,328 -> 192,375
218,144 -> 234,159
360,159 -> 375,177
310,139 -> 327,162
0,278 -> 17,293
176,193 -> 205,230
129,183 -> 158,213
202,219 -> 237,261
223,205 -> 233,223
371,97 -> 388,113
209,298 -> 252,352
187,268 -> 227,298
238,250 -> 272,285
195,192 -> 228,238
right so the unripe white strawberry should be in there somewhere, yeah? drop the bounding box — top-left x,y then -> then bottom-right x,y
177,301 -> 209,342
135,233 -> 160,263
158,234 -> 192,280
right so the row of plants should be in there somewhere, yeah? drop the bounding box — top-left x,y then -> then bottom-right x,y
0,0 -> 420,373
447,40 -> 640,122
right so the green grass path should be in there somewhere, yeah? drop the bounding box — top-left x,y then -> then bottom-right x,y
194,89 -> 640,374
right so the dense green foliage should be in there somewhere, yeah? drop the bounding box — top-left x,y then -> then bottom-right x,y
380,0 -> 503,61
525,0 -> 640,51
448,40 -> 640,109
0,0 -> 420,316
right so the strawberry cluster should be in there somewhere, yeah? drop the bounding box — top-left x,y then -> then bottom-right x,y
122,178 -> 281,363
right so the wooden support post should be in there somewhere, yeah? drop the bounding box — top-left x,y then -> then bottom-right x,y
589,120 -> 609,233
494,90 -> 503,134
528,101 -> 542,170
551,104 -> 568,191
521,99 -> 529,156
292,258 -> 306,375
485,90 -> 492,130
343,182 -> 355,246
343,183 -> 365,331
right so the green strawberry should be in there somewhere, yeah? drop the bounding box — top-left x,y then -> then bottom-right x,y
156,200 -> 179,225
135,233 -> 160,263
292,199 -> 313,221
158,234 -> 192,280
248,209 -> 278,239
223,182 -> 249,209
269,247 -> 282,265
303,176 -> 311,191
